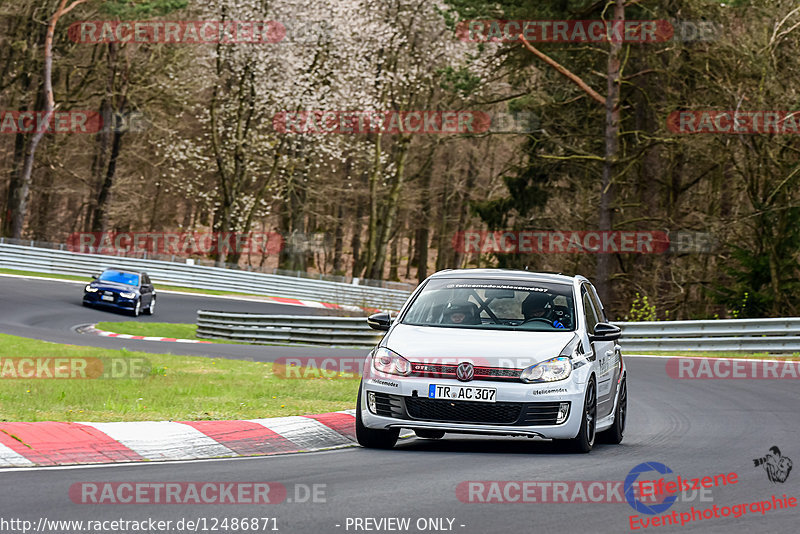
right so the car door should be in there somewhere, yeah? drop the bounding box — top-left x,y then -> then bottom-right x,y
589,283 -> 621,411
140,274 -> 153,307
581,284 -> 615,418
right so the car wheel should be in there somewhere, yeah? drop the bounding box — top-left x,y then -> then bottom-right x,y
598,377 -> 626,444
355,382 -> 399,449
414,430 -> 445,440
132,299 -> 141,317
145,296 -> 156,316
566,377 -> 596,453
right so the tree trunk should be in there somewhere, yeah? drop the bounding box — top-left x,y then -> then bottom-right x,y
596,0 -> 624,305
33,167 -> 53,240
388,234 -> 400,281
351,193 -> 365,278
368,136 -> 411,279
453,151 -> 477,269
3,124 -> 28,237
414,157 -> 434,282
364,132 -> 382,275
91,121 -> 124,233
11,0 -> 89,238
333,204 -> 345,274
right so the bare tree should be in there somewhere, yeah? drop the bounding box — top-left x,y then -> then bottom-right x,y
11,0 -> 89,238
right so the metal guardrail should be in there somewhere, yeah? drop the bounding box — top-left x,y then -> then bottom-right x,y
617,318 -> 800,352
0,236 -> 413,291
0,243 -> 411,310
197,312 -> 383,346
196,312 -> 800,351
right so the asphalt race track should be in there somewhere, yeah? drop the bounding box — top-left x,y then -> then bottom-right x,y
1,275 -> 798,533
0,274 -> 365,361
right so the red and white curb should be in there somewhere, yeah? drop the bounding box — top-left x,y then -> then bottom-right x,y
78,324 -> 212,344
0,410 -> 359,467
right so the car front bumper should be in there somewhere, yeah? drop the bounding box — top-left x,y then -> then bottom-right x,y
83,293 -> 137,310
360,374 -> 587,440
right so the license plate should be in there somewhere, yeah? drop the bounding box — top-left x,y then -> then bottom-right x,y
428,384 -> 496,403
101,295 -> 114,301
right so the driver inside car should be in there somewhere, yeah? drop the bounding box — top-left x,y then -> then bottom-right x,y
521,293 -> 565,328
443,301 -> 481,325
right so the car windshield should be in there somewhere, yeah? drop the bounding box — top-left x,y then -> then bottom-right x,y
402,278 -> 575,331
98,270 -> 140,287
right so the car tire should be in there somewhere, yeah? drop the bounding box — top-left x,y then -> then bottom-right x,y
145,296 -> 156,316
414,430 -> 445,440
598,377 -> 626,444
355,383 -> 399,449
132,299 -> 141,317
565,377 -> 596,453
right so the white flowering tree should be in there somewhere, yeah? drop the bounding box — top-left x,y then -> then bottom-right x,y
162,0 -> 499,270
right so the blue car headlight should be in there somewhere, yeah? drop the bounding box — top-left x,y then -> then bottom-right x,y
372,347 -> 411,376
520,357 -> 572,383
119,291 -> 136,299
85,285 -> 98,292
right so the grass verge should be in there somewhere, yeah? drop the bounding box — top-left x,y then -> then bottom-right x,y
0,333 -> 358,422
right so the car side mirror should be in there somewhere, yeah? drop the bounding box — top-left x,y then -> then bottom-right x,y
367,312 -> 392,331
589,322 -> 621,342
91,273 -> 99,279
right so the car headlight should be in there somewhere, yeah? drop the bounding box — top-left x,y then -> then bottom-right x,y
520,357 -> 572,383
119,291 -> 136,299
372,347 -> 411,376
85,285 -> 98,292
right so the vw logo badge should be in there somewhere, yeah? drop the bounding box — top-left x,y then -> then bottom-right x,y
456,362 -> 474,382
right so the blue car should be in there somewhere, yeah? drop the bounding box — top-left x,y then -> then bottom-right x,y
83,268 -> 156,317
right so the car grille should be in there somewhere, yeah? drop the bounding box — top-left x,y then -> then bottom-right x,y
409,363 -> 522,382
371,395 -> 569,426
405,397 -> 522,424
518,402 -> 567,425
372,392 -> 404,418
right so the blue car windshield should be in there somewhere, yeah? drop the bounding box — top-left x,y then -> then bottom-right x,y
402,278 -> 576,331
98,270 -> 140,287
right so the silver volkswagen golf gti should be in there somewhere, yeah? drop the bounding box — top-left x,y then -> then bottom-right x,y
357,269 -> 626,453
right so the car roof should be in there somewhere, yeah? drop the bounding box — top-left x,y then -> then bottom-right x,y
428,268 -> 586,285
